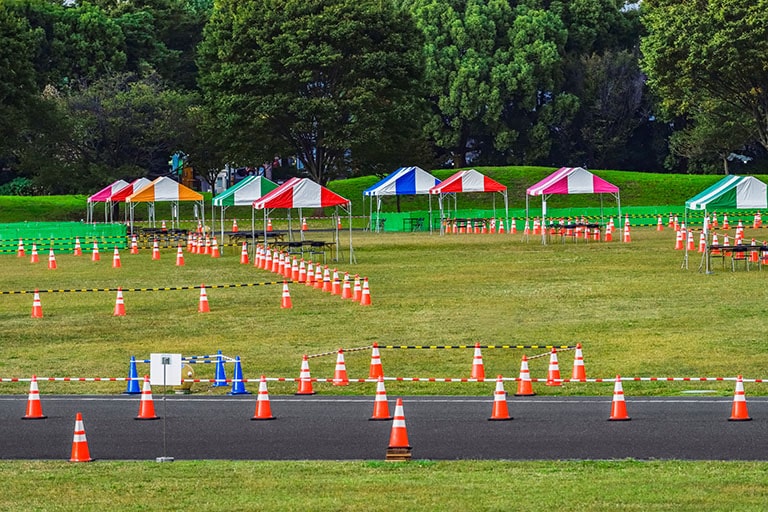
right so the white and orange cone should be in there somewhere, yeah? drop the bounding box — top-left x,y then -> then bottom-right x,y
295,355 -> 315,395
305,261 -> 315,286
313,264 -> 324,289
152,239 -> 160,260
322,266 -> 332,293
352,274 -> 362,301
113,287 -> 126,316
210,237 -> 220,258
333,348 -> 349,386
331,269 -> 341,295
91,241 -> 100,261
360,277 -> 372,306
69,412 -> 93,462
298,260 -> 307,283
341,272 -> 352,299
729,375 -> 751,421
232,218 -> 239,233
17,238 -> 25,258
73,237 -> 82,256
131,235 -> 139,255
135,375 -> 158,420
489,375 -> 511,421
22,375 -> 47,419
369,342 -> 384,379
251,375 -> 275,420
370,375 -> 392,420
386,398 -> 412,461
198,284 -> 210,313
515,355 -> 535,396
608,375 -> 630,421
31,289 -> 43,318
240,241 -> 249,265
175,244 -> 185,266
112,247 -> 121,268
572,343 -> 586,382
47,248 -> 57,269
30,243 -> 39,264
281,281 -> 292,309
470,343 -> 485,380
545,348 -> 562,386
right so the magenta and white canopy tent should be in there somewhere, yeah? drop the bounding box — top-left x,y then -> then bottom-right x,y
86,179 -> 129,223
526,167 -> 621,243
429,169 -> 509,234
253,178 -> 354,263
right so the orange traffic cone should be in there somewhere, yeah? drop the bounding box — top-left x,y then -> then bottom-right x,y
470,343 -> 485,380
135,375 -> 158,420
17,238 -> 25,257
572,343 -> 586,381
305,261 -> 315,286
251,375 -> 275,420
113,287 -> 126,316
198,284 -> 210,313
92,241 -> 100,261
161,220 -> 167,232
152,239 -> 160,260
313,265 -> 324,289
47,248 -> 57,269
203,235 -> 211,255
267,218 -> 273,232
281,281 -> 292,309
22,375 -> 47,419
264,248 -> 272,271
608,375 -> 630,421
622,224 -> 631,243
298,259 -> 307,283
514,355 -> 535,396
175,244 -> 185,266
331,269 -> 341,295
240,242 -> 249,264
232,218 -> 238,233
302,217 -> 308,231
73,237 -> 82,256
211,237 -> 220,258
657,215 -> 663,231
112,247 -> 121,268
352,274 -> 362,301
333,348 -> 349,386
290,257 -> 299,281
31,289 -> 43,318
370,375 -> 392,420
545,348 -> 561,386
30,243 -> 39,263
489,375 -> 512,421
674,230 -> 683,250
322,266 -> 332,292
360,277 -> 372,306
131,235 -> 139,255
295,355 -> 316,395
341,272 -> 352,299
369,342 -> 384,379
728,375 -> 752,421
386,398 -> 412,461
69,412 -> 93,462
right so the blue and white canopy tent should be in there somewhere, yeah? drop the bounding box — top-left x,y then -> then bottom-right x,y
362,166 -> 440,231
684,175 -> 768,272
212,176 -> 278,242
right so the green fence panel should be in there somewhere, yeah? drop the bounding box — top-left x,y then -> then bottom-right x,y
0,222 -> 127,254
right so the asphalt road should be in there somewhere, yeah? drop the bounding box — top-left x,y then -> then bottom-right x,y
2,395 -> 767,461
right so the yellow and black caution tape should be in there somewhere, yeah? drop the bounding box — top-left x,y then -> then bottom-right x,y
0,282 -> 287,295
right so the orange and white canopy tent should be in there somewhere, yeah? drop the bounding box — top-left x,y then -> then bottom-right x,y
126,176 -> 204,231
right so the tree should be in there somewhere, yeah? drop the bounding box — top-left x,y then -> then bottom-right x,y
640,0 -> 768,158
197,0 -> 427,185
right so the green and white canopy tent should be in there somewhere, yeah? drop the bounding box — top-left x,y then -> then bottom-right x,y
684,175 -> 768,272
212,176 -> 278,241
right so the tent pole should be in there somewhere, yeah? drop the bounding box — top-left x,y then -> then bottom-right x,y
348,204 -> 355,264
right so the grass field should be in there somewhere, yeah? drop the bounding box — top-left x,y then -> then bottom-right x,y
3,172 -> 768,511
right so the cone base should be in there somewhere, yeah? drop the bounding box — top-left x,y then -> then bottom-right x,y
227,390 -> 252,396
295,391 -> 316,396
369,416 -> 393,421
608,417 -> 631,421
488,417 -> 513,421
69,457 -> 94,463
22,415 -> 47,420
385,447 -> 412,462
514,392 -> 536,397
135,416 -> 159,420
250,416 -> 276,421
728,417 -> 752,421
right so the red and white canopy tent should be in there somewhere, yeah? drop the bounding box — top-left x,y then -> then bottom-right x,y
87,179 -> 129,223
126,176 -> 204,233
526,167 -> 620,244
253,178 -> 354,263
429,169 -> 508,234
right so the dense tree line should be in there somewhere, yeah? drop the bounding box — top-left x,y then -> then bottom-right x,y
0,0 -> 765,194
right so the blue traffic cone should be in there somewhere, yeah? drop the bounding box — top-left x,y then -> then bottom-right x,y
123,356 -> 141,394
213,351 -> 228,387
228,356 -> 251,395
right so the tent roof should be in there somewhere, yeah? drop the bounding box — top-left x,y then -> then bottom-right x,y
429,169 -> 506,194
685,175 -> 768,211
110,178 -> 153,202
126,176 -> 203,202
88,180 -> 129,203
526,167 -> 619,196
363,166 -> 440,196
212,176 -> 278,207
253,178 -> 349,209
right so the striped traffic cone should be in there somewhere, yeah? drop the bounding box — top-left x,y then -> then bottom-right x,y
295,355 -> 316,395
152,239 -> 160,260
370,375 -> 392,421
572,343 -> 586,381
135,375 -> 158,420
47,248 -> 57,269
73,237 -> 82,256
515,355 -> 535,396
17,238 -> 25,257
313,264 -> 323,289
305,261 -> 315,286
386,398 -> 411,461
112,247 -> 121,268
92,241 -> 100,261
322,266 -> 332,292
470,343 -> 485,380
210,237 -> 220,258
333,348 -> 349,386
251,375 -> 275,420
175,244 -> 185,266
31,289 -> 43,318
281,281 -> 292,309
113,287 -> 126,316
545,348 -> 562,386
360,277 -> 372,306
489,375 -> 511,421
69,412 -> 93,462
198,284 -> 210,313
729,375 -> 751,421
22,375 -> 47,419
352,274 -> 362,301
608,375 -> 630,421
30,243 -> 39,263
232,218 -> 238,232
331,269 -> 341,295
369,342 -> 384,379
298,260 -> 307,283
341,272 -> 352,299
290,257 -> 299,281
131,235 -> 139,254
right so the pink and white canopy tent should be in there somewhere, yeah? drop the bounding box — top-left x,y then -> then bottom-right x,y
86,179 -> 129,223
253,178 -> 354,263
429,169 -> 509,234
526,167 -> 620,241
